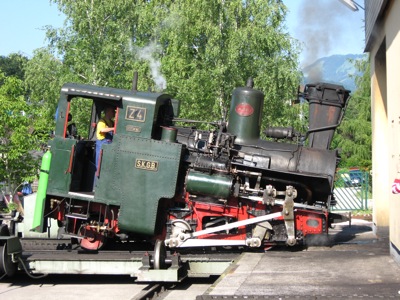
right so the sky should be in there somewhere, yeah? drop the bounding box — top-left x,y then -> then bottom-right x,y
0,0 -> 365,65
284,0 -> 365,66
0,1 -> 64,57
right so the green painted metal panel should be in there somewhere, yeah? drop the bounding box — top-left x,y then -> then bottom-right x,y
116,98 -> 155,138
116,94 -> 174,139
94,135 -> 183,235
46,137 -> 76,194
54,90 -> 69,137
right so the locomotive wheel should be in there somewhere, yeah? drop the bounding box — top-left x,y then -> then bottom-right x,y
0,244 -> 17,277
79,226 -> 105,251
153,239 -> 167,270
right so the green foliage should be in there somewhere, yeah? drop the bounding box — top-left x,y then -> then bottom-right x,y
144,0 -> 302,127
48,0 -> 138,88
68,97 -> 93,138
24,48 -> 75,140
0,72 -> 41,190
332,57 -> 371,169
1,202 -> 18,214
0,53 -> 28,84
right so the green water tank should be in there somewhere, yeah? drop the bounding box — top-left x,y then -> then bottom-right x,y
227,79 -> 264,144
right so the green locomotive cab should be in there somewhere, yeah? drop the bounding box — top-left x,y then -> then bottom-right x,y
39,83 -> 183,240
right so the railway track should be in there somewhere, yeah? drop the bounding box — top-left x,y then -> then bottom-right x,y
132,277 -> 218,300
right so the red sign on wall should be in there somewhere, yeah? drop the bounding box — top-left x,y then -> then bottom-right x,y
235,103 -> 254,117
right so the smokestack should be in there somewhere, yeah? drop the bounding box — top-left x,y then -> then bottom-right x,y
304,82 -> 350,149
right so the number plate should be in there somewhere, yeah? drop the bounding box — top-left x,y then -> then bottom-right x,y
126,106 -> 146,122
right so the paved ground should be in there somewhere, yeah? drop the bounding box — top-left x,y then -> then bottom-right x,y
0,273 -> 149,300
2,219 -> 400,299
202,219 -> 400,299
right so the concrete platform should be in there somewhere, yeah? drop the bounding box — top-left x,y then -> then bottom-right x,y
201,220 -> 400,299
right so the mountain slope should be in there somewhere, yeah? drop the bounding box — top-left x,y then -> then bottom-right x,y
302,54 -> 366,92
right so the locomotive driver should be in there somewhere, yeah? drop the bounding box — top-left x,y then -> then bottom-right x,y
94,106 -> 115,190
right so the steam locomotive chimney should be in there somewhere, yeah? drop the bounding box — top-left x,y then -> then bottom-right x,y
304,83 -> 350,149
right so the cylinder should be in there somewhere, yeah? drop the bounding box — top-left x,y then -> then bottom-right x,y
186,170 -> 233,199
265,126 -> 294,140
32,147 -> 52,232
227,81 -> 264,144
161,126 -> 177,143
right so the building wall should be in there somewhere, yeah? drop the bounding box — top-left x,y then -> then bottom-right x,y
385,0 -> 400,263
367,0 -> 400,263
371,38 -> 389,233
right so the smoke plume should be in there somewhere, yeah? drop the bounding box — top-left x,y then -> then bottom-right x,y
134,41 -> 167,92
294,0 -> 361,81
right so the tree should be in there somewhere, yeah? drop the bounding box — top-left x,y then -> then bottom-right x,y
156,0 -> 302,128
33,0 -> 301,132
0,73 -> 40,192
25,48 -> 75,140
46,0 -> 138,88
333,57 -> 371,169
0,53 -> 28,85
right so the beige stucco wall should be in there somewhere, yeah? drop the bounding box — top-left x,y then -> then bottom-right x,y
385,0 -> 400,258
369,0 -> 400,260
371,50 -> 389,232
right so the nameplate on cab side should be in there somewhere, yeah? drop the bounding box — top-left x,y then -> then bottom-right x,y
126,125 -> 141,132
135,159 -> 159,171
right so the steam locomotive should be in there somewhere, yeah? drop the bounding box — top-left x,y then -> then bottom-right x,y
1,78 -> 350,277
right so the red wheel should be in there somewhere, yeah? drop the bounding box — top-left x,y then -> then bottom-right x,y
79,226 -> 105,251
